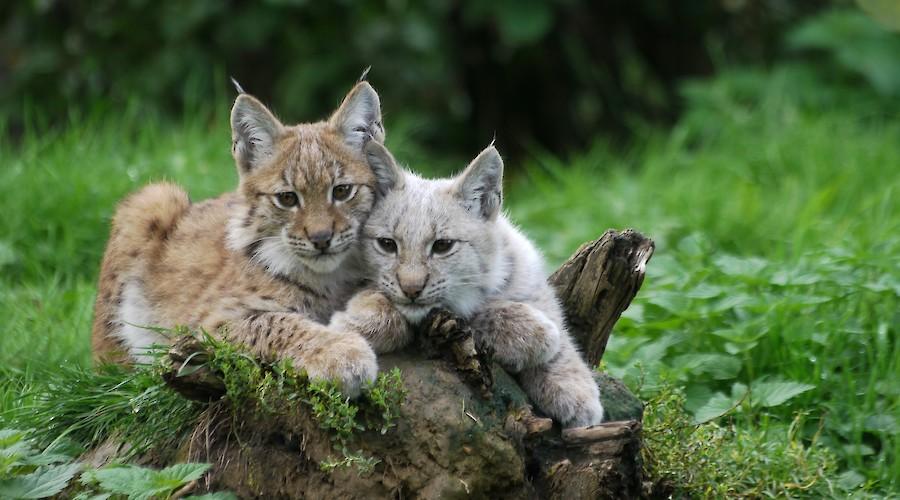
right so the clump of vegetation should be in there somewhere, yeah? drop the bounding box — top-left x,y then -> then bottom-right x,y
641,384 -> 839,498
0,428 -> 234,499
2,363 -> 201,458
1,331 -> 407,477
195,330 -> 407,474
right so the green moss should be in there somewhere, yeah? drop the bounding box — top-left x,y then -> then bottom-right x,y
2,330 -> 407,474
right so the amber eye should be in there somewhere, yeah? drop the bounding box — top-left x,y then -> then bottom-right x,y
275,191 -> 299,208
432,239 -> 456,255
377,238 -> 397,254
332,184 -> 354,202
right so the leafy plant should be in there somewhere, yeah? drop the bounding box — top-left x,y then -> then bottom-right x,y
641,384 -> 840,498
77,462 -> 236,500
0,429 -> 82,499
2,364 -> 202,459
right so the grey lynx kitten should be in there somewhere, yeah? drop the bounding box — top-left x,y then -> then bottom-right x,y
331,142 -> 604,427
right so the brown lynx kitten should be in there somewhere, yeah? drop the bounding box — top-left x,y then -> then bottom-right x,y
331,142 -> 605,426
92,82 -> 394,396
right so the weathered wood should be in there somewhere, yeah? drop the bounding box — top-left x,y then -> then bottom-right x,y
561,420 -> 642,444
550,229 -> 654,365
155,229 -> 652,499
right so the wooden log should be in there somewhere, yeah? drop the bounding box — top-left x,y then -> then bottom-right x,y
550,229 -> 654,365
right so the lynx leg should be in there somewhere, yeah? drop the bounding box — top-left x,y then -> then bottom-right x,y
518,339 -> 604,428
228,312 -> 378,398
470,301 -> 561,373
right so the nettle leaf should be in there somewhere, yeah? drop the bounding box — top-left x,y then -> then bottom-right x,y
750,379 -> 816,408
683,384 -> 713,414
185,493 -> 239,500
72,493 -> 112,500
0,463 -> 81,499
89,465 -> 156,496
0,429 -> 27,448
692,392 -> 738,424
713,254 -> 768,278
864,414 -> 898,435
87,463 -> 212,500
21,438 -> 80,467
683,283 -> 725,299
157,462 -> 211,483
672,353 -> 742,380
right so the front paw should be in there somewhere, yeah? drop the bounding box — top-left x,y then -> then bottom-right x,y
343,289 -> 395,318
566,399 -> 605,429
332,289 -> 411,354
422,308 -> 468,342
301,334 -> 378,398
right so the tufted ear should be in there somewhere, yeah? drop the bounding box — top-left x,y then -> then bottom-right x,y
329,81 -> 384,152
230,94 -> 284,173
364,141 -> 404,196
453,145 -> 504,220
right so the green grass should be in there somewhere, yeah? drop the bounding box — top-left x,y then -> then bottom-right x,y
505,65 -> 899,494
1,64 -> 898,496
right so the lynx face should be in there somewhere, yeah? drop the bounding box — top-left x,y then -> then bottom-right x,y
227,83 -> 392,275
361,143 -> 505,322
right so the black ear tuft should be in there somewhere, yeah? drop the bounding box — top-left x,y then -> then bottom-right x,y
358,66 -> 372,83
230,77 -> 246,95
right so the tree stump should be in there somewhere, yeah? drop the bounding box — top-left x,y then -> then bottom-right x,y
159,229 -> 654,498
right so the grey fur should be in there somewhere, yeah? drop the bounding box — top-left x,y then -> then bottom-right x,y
334,145 -> 605,427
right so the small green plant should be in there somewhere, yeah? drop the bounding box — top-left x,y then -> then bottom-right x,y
362,368 -> 407,435
641,384 -> 840,498
187,331 -> 408,473
2,364 -> 201,459
0,429 -> 82,499
78,462 -> 235,500
0,428 -> 233,499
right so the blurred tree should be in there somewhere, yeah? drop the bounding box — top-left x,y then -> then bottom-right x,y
0,0 -> 831,161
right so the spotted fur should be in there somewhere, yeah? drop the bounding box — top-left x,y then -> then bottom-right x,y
92,82 -> 389,397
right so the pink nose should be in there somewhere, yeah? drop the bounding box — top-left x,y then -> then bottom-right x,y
400,281 -> 424,300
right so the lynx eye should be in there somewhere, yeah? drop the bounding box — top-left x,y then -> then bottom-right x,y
274,191 -> 299,208
332,184 -> 354,202
431,239 -> 456,255
377,238 -> 397,254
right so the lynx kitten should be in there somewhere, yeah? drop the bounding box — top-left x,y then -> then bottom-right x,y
92,82 -> 396,397
331,142 -> 604,426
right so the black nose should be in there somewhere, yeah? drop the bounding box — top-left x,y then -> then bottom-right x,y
308,230 -> 333,250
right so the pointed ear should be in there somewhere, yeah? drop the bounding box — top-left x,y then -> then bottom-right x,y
364,141 -> 404,196
329,82 -> 384,152
454,146 -> 504,220
231,94 -> 284,173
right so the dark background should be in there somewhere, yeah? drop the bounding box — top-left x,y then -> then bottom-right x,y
1,0 -> 848,159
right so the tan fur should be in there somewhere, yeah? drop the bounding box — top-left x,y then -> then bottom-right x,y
92,83 -> 387,396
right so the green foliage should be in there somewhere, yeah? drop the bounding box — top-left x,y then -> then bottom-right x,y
0,427 -> 234,499
788,8 -> 900,96
1,364 -> 202,458
0,1 -> 827,157
79,462 -> 217,500
1,14 -> 898,492
362,367 -> 407,435
178,331 -> 406,473
642,384 -> 840,498
0,429 -> 82,499
507,61 -> 898,492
